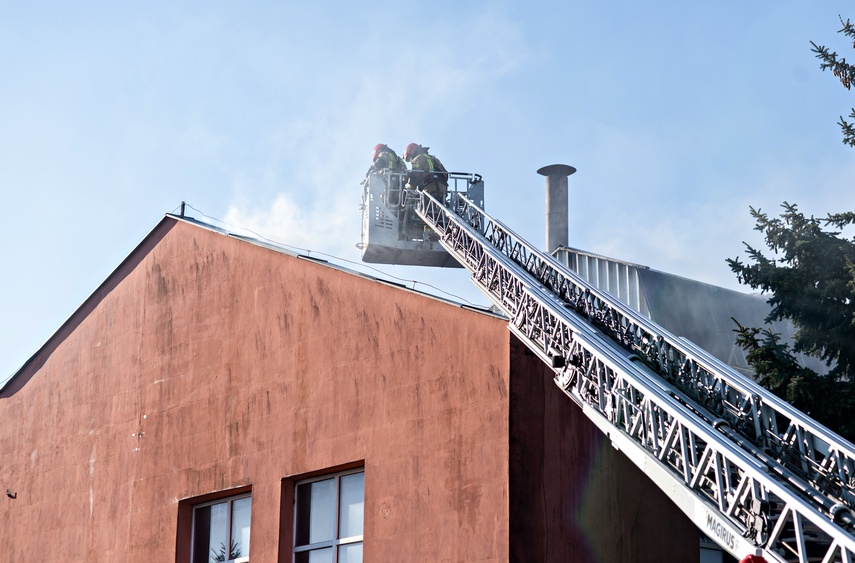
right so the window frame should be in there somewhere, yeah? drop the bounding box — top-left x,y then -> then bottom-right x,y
190,491 -> 252,563
292,468 -> 364,562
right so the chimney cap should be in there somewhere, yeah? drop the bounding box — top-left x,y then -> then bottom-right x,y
537,164 -> 577,177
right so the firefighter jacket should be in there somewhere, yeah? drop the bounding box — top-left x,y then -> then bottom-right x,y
408,152 -> 448,189
370,150 -> 406,172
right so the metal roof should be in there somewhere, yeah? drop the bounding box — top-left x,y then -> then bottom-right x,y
555,246 -> 827,377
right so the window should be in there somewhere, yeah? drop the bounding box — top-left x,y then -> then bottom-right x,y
191,493 -> 252,563
293,469 -> 364,563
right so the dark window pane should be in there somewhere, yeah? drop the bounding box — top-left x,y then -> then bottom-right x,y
192,505 -> 212,563
338,473 -> 364,539
295,482 -> 312,546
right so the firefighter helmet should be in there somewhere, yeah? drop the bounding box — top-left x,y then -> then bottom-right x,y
403,143 -> 421,162
371,143 -> 388,161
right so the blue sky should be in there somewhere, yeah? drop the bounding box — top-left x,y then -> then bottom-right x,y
2,1 -> 853,381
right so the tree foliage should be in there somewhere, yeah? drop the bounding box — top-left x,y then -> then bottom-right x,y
211,540 -> 242,563
811,16 -> 855,147
728,203 -> 855,439
728,17 -> 855,438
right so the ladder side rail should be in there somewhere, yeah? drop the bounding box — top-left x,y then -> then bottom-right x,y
441,191 -> 855,508
557,312 -> 855,563
676,335 -> 855,503
540,295 -> 855,561
545,222 -> 853,493
417,191 -> 855,562
600,341 -> 855,517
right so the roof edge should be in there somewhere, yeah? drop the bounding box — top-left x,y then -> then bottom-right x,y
2,212 -> 501,394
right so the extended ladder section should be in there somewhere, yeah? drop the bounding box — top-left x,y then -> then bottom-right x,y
415,188 -> 855,563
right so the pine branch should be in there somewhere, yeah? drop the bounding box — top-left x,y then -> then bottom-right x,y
839,16 -> 855,44
811,17 -> 855,147
840,111 -> 855,147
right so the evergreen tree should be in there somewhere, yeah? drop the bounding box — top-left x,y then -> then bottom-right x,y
726,17 -> 855,440
727,204 -> 855,440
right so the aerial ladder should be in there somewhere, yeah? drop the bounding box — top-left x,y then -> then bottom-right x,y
360,170 -> 855,562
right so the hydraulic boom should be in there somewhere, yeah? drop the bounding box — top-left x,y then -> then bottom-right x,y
415,187 -> 855,563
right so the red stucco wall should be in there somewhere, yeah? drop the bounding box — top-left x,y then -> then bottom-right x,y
0,218 -> 512,561
508,341 -> 700,563
0,216 -> 699,562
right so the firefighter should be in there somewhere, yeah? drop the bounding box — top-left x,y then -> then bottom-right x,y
368,143 -> 406,174
366,143 -> 408,209
403,143 -> 449,204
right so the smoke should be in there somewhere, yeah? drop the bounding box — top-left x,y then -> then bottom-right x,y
222,6 -> 528,263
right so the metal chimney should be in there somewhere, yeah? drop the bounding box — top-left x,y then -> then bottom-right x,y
537,164 -> 577,253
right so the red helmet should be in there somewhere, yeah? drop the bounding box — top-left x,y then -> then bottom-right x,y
371,143 -> 388,161
403,143 -> 421,162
